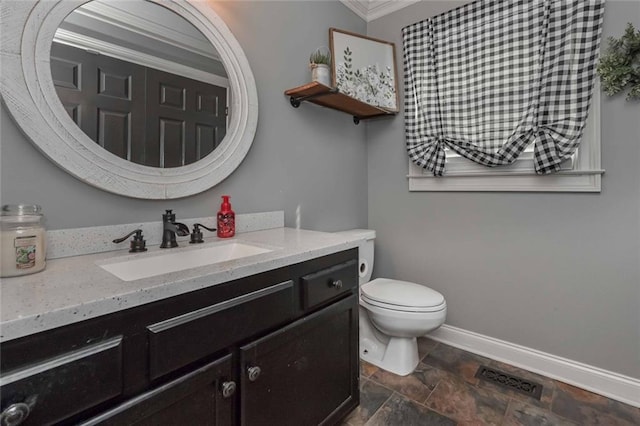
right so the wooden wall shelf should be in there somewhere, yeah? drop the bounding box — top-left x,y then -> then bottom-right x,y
284,81 -> 396,124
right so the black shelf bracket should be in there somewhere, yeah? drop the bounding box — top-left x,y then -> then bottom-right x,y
289,96 -> 302,108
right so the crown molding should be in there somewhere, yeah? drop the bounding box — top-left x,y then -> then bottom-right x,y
74,0 -> 221,61
339,0 -> 369,21
53,29 -> 229,88
339,0 -> 421,22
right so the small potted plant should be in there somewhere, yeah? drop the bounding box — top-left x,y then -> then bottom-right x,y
309,47 -> 331,86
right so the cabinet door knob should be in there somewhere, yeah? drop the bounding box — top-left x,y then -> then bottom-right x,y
1,396 -> 36,426
331,279 -> 343,289
247,365 -> 261,382
221,381 -> 236,398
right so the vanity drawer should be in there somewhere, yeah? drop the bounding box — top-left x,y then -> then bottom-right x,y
147,280 -> 294,381
0,336 -> 123,426
301,260 -> 357,310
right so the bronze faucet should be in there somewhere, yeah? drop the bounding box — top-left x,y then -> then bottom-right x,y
160,210 -> 189,248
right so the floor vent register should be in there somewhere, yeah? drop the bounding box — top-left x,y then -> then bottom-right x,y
475,365 -> 543,400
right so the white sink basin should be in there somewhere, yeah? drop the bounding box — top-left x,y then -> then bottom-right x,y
99,242 -> 273,281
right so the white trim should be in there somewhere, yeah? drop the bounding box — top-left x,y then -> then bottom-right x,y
408,171 -> 602,192
0,0 -> 258,199
366,0 -> 422,22
339,0 -> 421,22
53,29 -> 229,88
339,0 -> 369,21
428,324 -> 640,408
75,0 -> 221,61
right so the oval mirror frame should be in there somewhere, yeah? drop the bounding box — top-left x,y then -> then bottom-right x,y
0,0 -> 258,199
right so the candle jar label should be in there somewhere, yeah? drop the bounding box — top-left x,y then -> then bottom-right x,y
15,235 -> 37,269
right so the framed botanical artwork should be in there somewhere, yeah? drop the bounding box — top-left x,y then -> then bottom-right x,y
329,28 -> 399,112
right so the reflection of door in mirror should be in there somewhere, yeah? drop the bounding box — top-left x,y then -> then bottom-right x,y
50,0 -> 229,168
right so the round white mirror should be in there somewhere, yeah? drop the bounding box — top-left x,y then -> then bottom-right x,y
1,0 -> 258,199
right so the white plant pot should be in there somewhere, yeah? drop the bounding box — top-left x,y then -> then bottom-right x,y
311,64 -> 331,87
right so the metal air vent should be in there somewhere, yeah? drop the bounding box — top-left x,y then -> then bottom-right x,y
475,366 -> 543,400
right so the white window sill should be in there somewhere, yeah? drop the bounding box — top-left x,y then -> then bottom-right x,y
407,166 -> 604,192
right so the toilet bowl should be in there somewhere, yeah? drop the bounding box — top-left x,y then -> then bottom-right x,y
335,230 -> 447,376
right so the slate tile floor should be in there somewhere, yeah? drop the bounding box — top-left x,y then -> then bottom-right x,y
343,337 -> 640,426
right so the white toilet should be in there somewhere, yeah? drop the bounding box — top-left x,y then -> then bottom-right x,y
336,229 -> 447,376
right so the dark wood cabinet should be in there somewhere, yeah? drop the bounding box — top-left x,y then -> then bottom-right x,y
146,280 -> 295,382
79,354 -> 234,426
240,296 -> 358,426
0,249 -> 359,426
0,336 -> 124,426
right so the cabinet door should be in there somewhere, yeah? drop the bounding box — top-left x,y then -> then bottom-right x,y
240,295 -> 359,426
80,354 -> 235,426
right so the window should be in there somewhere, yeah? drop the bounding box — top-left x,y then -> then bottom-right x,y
403,0 -> 605,192
407,86 -> 602,192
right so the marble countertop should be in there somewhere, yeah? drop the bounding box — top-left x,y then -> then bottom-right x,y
0,228 -> 362,342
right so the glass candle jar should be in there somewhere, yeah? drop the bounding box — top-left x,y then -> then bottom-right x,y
1,204 -> 47,277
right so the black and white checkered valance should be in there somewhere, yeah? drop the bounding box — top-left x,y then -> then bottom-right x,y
403,0 -> 605,176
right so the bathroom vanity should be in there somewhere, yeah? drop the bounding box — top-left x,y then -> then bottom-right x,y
0,228 -> 361,425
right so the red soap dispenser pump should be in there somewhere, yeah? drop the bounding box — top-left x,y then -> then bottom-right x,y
217,195 -> 235,238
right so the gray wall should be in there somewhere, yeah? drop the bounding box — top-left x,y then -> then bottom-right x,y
2,0 -> 638,380
1,1 -> 367,231
367,0 -> 640,379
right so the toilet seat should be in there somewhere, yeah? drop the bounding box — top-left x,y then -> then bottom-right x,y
361,296 -> 446,313
361,278 -> 446,313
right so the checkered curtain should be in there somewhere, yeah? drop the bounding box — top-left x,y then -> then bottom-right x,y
403,0 -> 605,176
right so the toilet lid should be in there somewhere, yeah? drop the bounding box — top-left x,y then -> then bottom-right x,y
361,278 -> 445,311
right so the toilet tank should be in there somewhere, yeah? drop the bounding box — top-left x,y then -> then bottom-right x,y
334,229 -> 375,285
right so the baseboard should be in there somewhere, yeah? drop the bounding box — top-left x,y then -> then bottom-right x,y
427,324 -> 640,408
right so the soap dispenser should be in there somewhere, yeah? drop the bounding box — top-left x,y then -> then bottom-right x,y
217,195 -> 235,238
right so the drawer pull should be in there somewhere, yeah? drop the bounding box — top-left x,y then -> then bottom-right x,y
247,366 -> 261,382
1,396 -> 37,426
331,279 -> 343,290
221,381 -> 236,398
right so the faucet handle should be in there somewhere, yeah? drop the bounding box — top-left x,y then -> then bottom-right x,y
113,229 -> 147,253
190,224 -> 217,244
174,222 -> 190,237
163,209 -> 175,222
